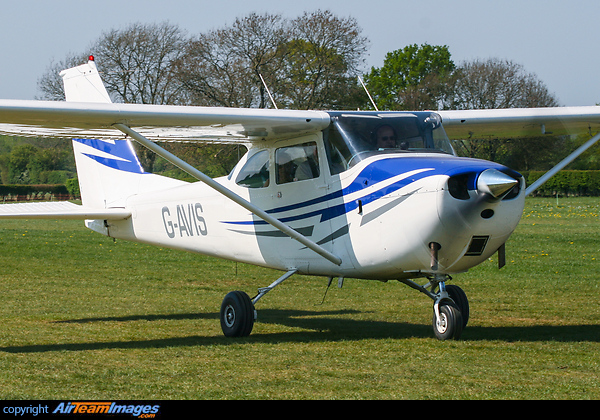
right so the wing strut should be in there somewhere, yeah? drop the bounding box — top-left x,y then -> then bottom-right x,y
113,123 -> 342,266
525,131 -> 600,196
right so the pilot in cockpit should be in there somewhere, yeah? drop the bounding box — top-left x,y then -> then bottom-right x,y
375,124 -> 408,150
375,125 -> 397,149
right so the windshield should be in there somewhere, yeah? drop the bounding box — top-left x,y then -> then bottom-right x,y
324,111 -> 455,174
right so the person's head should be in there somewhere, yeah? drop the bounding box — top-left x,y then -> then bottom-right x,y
276,151 -> 295,184
376,125 -> 397,149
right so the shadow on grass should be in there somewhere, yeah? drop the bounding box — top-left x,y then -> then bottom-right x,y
1,308 -> 599,353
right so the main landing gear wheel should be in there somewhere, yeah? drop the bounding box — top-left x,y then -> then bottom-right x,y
220,270 -> 297,338
220,291 -> 255,337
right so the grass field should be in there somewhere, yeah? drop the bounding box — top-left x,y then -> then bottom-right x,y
0,197 -> 598,399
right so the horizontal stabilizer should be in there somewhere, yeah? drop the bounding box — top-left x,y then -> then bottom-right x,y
0,201 -> 131,220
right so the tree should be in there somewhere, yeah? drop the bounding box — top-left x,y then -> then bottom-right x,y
175,10 -> 369,110
280,10 -> 369,110
37,22 -> 190,172
92,22 -> 188,105
95,22 -> 189,172
174,13 -> 289,108
37,23 -> 576,173
27,147 -> 74,183
7,144 -> 37,184
448,58 -> 561,168
448,58 -> 559,110
0,139 -> 74,184
37,53 -> 89,101
225,13 -> 292,109
36,12 -> 369,177
38,23 -> 188,106
364,44 -> 455,110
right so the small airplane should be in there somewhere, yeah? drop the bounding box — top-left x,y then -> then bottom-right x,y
1,57 -> 600,340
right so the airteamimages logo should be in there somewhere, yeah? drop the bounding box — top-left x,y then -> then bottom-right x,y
52,402 -> 160,417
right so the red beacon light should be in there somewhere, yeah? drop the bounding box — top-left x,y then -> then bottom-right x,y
88,55 -> 95,62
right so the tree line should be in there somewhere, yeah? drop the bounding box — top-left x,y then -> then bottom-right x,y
0,137 -> 75,185
1,10 -> 598,186
37,13 -> 560,112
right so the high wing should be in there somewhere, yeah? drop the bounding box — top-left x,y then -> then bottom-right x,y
0,58 -> 329,143
0,99 -> 331,143
4,101 -> 599,142
439,106 -> 600,139
439,106 -> 600,196
0,58 -> 598,143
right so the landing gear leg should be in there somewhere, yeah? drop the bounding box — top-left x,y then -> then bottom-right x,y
399,274 -> 468,340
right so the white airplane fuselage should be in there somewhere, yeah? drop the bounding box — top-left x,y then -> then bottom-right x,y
88,128 -> 525,282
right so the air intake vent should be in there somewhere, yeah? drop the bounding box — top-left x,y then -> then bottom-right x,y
465,236 -> 489,256
448,174 -> 470,200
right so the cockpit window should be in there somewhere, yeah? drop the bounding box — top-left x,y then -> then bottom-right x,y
323,111 -> 455,174
235,149 -> 270,188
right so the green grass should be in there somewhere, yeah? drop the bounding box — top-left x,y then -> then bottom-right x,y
0,197 -> 599,399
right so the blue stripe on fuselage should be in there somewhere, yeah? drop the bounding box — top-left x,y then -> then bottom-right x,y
224,155 -> 512,226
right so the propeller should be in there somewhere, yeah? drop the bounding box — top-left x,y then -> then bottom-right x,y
476,169 -> 519,199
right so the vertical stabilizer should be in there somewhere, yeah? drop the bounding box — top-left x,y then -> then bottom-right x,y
72,138 -> 143,208
60,56 -> 112,103
62,59 -> 186,209
72,138 -> 187,208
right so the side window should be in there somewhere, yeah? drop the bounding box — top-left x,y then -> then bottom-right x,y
235,150 -> 270,188
276,142 -> 320,185
323,128 -> 349,175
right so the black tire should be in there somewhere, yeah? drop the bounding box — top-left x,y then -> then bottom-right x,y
446,284 -> 469,329
432,301 -> 463,340
220,291 -> 255,337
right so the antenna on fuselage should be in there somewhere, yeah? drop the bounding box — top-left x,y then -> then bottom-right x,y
358,76 -> 379,111
259,74 -> 278,109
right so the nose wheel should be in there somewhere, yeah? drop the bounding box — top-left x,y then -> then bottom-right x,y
433,301 -> 463,340
400,276 -> 469,340
432,282 -> 469,340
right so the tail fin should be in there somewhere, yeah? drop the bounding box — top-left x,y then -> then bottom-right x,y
62,59 -> 186,208
72,135 -> 187,209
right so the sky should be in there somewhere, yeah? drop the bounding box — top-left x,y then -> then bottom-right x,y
0,0 -> 598,106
